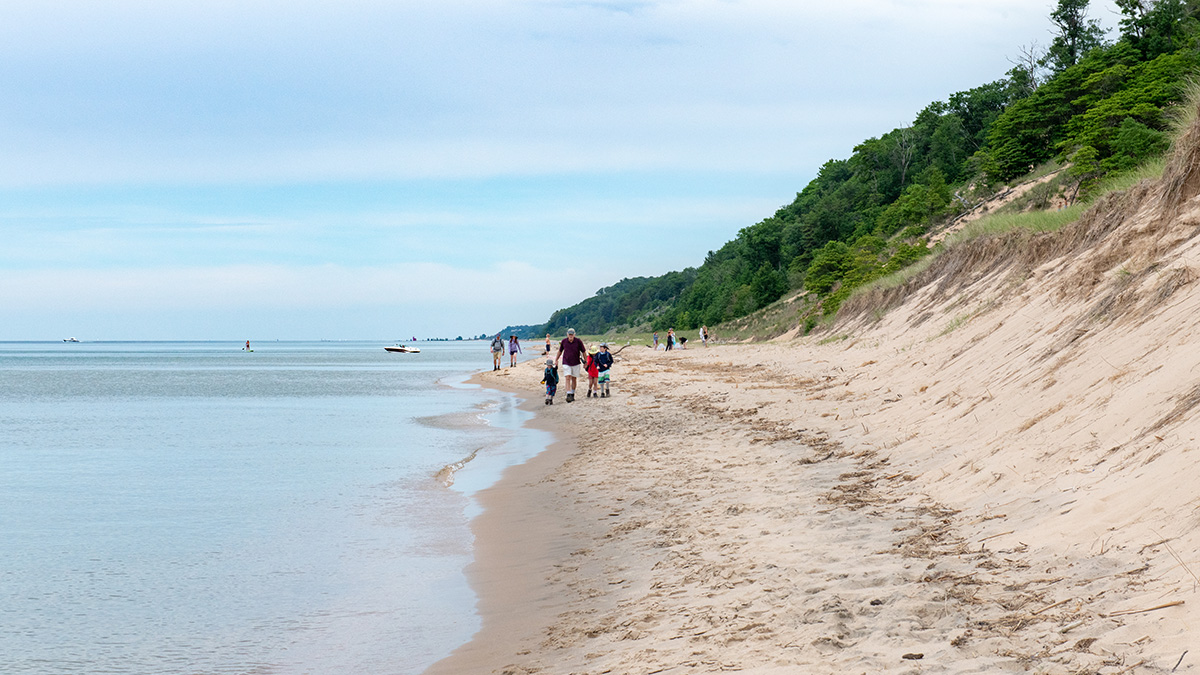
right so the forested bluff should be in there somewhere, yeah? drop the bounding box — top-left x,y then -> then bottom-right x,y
504,0 -> 1200,340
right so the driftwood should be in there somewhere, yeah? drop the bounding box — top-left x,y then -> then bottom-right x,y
1115,660 -> 1147,675
1032,598 -> 1072,616
1104,600 -> 1185,618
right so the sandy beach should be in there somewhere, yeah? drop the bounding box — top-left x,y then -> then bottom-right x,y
426,141 -> 1200,674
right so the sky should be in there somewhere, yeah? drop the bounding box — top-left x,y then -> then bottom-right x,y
0,0 -> 1122,340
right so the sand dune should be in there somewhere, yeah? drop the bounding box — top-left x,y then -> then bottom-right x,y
425,105 -> 1200,675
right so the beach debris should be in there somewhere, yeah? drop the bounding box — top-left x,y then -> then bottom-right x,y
901,652 -> 924,660
1072,637 -> 1099,652
1031,597 -> 1072,615
1103,599 -> 1184,618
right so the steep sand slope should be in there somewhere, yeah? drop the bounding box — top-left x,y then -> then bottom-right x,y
427,105 -> 1200,675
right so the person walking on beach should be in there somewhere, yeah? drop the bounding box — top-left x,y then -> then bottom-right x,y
544,333 -> 552,355
490,333 -> 504,371
508,335 -> 522,367
665,328 -> 675,351
594,342 -> 613,397
652,331 -> 659,350
584,345 -> 600,398
541,358 -> 559,405
555,328 -> 587,402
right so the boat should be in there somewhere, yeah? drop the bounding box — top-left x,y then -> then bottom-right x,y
63,337 -> 80,343
384,344 -> 421,353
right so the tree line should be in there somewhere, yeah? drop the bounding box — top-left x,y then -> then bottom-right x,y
514,0 -> 1200,338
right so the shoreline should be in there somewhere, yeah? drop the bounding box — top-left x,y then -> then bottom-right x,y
423,358 -> 593,674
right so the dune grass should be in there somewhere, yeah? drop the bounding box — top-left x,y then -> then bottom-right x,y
853,156 -> 1169,302
944,205 -> 1086,244
945,157 -> 1166,247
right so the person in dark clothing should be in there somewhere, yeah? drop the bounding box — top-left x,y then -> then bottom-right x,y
542,359 -> 559,405
554,328 -> 587,402
594,342 -> 614,398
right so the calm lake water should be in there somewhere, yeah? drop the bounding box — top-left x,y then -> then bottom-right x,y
0,341 -> 548,674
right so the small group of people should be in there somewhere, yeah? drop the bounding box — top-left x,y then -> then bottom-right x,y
490,333 -> 523,370
651,325 -> 710,351
541,328 -> 613,404
488,329 -> 615,404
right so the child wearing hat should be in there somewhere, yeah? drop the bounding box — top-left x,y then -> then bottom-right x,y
594,343 -> 614,397
542,359 -> 559,405
584,345 -> 600,398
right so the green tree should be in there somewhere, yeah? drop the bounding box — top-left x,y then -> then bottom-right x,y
1116,0 -> 1196,57
1107,116 -> 1171,170
750,262 -> 788,308
1067,145 -> 1103,201
804,241 -> 852,295
1042,0 -> 1108,73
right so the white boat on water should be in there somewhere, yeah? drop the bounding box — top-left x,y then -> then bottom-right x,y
63,337 -> 80,343
384,344 -> 420,353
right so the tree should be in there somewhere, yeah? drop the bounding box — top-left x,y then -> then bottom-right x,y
890,126 -> 918,187
1107,116 -> 1171,170
750,262 -> 787,308
804,242 -> 851,295
1066,145 -> 1103,202
1116,0 -> 1196,57
1042,0 -> 1107,73
1008,42 -> 1048,96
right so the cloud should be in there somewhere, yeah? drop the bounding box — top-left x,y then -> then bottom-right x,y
0,0 -> 1121,187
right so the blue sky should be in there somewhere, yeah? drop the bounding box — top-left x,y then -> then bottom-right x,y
0,0 -> 1120,340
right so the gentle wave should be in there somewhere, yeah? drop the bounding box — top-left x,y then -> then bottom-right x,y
436,446 -> 483,487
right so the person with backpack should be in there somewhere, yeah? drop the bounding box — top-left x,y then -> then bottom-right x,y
594,342 -> 614,398
490,333 -> 504,371
541,358 -> 559,405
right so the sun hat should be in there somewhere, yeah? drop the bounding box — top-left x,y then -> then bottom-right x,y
545,359 -> 554,366
588,345 -> 598,354
600,342 -> 608,348
567,328 -> 575,334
